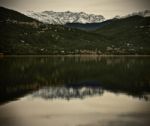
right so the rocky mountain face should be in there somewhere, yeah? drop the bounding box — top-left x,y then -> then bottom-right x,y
26,11 -> 105,24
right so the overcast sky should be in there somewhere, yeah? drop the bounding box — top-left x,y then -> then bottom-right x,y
0,0 -> 150,18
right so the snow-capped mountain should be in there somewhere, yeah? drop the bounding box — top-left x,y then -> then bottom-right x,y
129,10 -> 150,17
25,11 -> 105,24
131,10 -> 150,17
113,10 -> 150,19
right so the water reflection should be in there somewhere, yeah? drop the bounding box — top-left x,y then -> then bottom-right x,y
32,86 -> 104,100
0,56 -> 150,126
0,56 -> 150,104
0,91 -> 150,126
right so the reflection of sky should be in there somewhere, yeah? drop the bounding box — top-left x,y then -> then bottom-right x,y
0,0 -> 150,18
0,92 -> 150,126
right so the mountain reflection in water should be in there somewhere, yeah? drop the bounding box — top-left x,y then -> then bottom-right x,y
0,56 -> 150,104
32,86 -> 104,100
0,56 -> 150,126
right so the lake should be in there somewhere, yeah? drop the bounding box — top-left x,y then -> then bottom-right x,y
0,55 -> 150,126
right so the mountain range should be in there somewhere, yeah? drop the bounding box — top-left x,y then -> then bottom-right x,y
122,10 -> 150,18
26,11 -> 105,24
26,10 -> 150,25
0,6 -> 150,55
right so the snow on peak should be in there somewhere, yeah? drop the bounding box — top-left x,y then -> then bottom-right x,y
25,11 -> 105,24
126,10 -> 150,17
113,10 -> 150,19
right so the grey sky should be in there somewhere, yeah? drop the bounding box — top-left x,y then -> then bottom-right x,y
0,0 -> 150,18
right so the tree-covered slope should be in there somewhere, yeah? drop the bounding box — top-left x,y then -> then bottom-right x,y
95,16 -> 150,54
0,7 -> 150,55
0,7 -> 111,55
0,7 -> 39,22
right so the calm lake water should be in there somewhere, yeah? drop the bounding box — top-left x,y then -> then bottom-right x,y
0,56 -> 150,126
